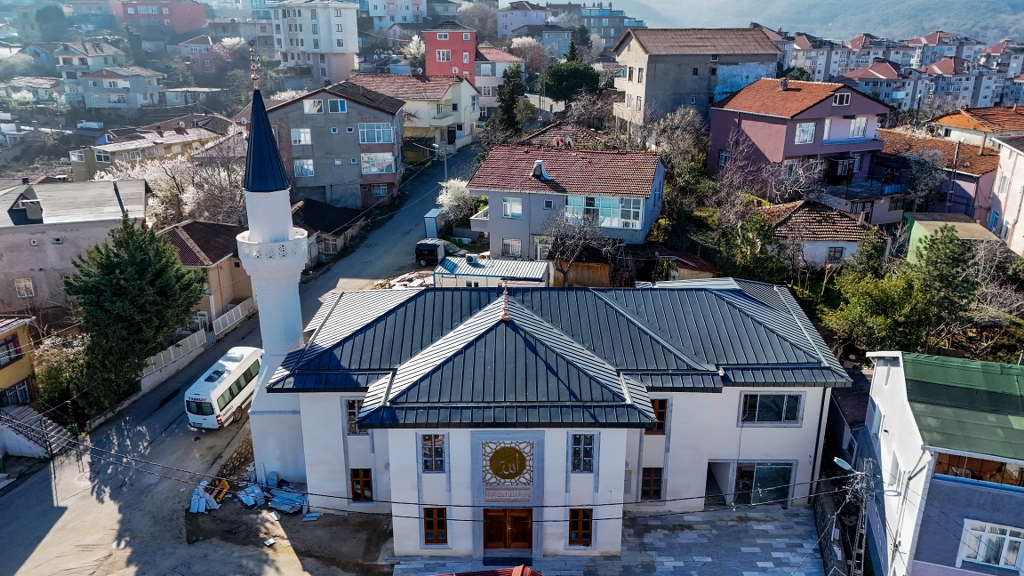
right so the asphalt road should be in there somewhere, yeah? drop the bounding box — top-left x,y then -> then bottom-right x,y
0,146 -> 479,576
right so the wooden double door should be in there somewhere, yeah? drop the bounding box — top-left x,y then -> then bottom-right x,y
483,508 -> 533,549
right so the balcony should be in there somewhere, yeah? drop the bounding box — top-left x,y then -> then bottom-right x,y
429,111 -> 454,126
469,206 -> 489,233
236,228 -> 308,271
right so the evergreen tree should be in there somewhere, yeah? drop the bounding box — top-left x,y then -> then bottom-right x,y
844,228 -> 889,280
825,272 -> 930,351
491,62 -> 526,134
565,38 -> 580,62
716,214 -> 785,283
64,216 -> 204,415
538,60 -> 599,103
910,224 -> 980,331
34,4 -> 69,42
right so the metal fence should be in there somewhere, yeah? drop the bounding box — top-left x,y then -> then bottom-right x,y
212,297 -> 255,337
142,329 -> 207,378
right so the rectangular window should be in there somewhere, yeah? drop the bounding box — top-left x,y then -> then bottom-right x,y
303,99 -> 324,114
718,150 -> 730,167
0,335 -> 21,367
350,468 -> 373,501
999,174 -> 1009,196
372,184 -> 389,197
95,151 -> 111,163
69,151 -> 86,162
334,8 -> 342,16
710,67 -> 717,76
571,434 -> 594,473
14,278 -> 34,298
959,520 -> 1023,569
647,398 -> 667,435
481,86 -> 493,97
337,39 -> 344,47
692,67 -> 699,76
795,122 -> 815,144
827,246 -> 845,262
436,49 -> 451,62
335,24 -> 343,32
293,159 -> 315,177
328,99 -> 347,113
635,96 -> 642,111
823,118 -> 832,141
463,33 -> 471,40
741,393 -> 802,424
423,507 -> 448,544
290,128 -> 311,145
421,434 -> 445,472
502,196 -> 522,219
568,508 -> 593,546
850,116 -> 867,138
437,32 -> 448,40
501,238 -> 522,258
359,123 -> 394,143
641,468 -> 662,500
933,452 -> 1024,488
463,51 -> 470,64
627,67 -> 634,81
346,400 -> 365,434
360,152 -> 395,174
637,68 -> 644,83
833,92 -> 851,106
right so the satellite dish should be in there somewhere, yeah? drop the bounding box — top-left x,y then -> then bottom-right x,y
452,66 -> 459,74
415,67 -> 424,74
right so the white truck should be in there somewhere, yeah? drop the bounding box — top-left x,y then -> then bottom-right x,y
76,120 -> 104,129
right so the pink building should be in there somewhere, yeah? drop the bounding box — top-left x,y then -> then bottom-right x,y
709,78 -> 891,187
116,0 -> 206,34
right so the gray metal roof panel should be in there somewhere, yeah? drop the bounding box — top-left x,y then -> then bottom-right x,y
628,372 -> 724,392
267,371 -> 392,392
435,257 -> 550,280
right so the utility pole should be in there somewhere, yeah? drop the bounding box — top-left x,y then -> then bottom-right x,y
850,458 -> 875,576
947,140 -> 961,212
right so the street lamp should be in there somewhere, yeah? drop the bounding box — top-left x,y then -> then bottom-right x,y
432,142 -> 448,181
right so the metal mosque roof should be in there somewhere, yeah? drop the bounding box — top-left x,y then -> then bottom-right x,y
243,89 -> 289,193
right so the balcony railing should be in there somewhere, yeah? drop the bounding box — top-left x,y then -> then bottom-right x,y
237,228 -> 308,262
469,207 -> 489,232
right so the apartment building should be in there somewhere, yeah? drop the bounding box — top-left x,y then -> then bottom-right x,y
612,28 -> 779,126
365,0 -> 426,31
475,47 -> 522,117
845,33 -> 906,69
790,33 -> 853,81
272,0 -> 359,85
511,24 -> 573,59
902,30 -> 985,68
423,21 -> 476,83
52,41 -> 126,104
748,23 -> 793,68
256,82 -> 406,209
838,59 -> 921,110
207,18 -> 276,59
497,1 -> 551,39
984,136 -> 1024,252
917,57 -> 1003,109
81,66 -> 165,110
68,0 -> 117,29
116,0 -> 207,34
579,2 -> 645,51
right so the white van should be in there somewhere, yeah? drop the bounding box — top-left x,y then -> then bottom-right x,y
185,347 -> 263,429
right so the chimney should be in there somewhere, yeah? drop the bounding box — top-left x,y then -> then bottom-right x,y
779,78 -> 789,91
1015,102 -> 1019,112
532,159 -> 551,180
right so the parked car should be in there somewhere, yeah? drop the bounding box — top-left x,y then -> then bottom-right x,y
76,120 -> 104,129
415,238 -> 466,267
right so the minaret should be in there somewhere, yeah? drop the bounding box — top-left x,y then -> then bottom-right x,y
237,55 -> 309,484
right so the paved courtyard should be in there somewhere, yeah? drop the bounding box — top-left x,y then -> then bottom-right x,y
392,506 -> 824,576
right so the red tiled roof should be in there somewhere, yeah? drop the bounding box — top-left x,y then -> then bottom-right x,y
839,60 -> 905,82
159,220 -> 247,267
917,57 -> 975,76
714,78 -> 863,118
517,122 -> 610,148
846,33 -> 879,51
82,66 -> 163,78
477,47 -> 522,63
878,128 -> 1000,176
757,200 -> 871,243
613,28 -> 780,55
983,40 -> 1013,55
347,73 -> 470,101
468,146 -> 662,198
0,315 -> 33,337
931,106 -> 1024,132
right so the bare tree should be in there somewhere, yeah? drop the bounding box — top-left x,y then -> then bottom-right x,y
542,208 -> 616,287
509,37 -> 552,75
972,240 -> 1024,318
456,2 -> 497,42
761,158 -> 825,204
905,149 -> 946,207
652,106 -> 708,170
712,130 -> 762,230
563,89 -> 613,130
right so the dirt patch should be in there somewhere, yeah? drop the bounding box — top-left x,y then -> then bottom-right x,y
184,498 -> 393,576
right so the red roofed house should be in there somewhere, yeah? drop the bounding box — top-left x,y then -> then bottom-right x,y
844,33 -> 906,71
476,46 -> 523,118
837,59 -> 922,111
168,35 -> 234,74
930,106 -> 1024,150
756,200 -> 873,267
81,66 -> 165,110
348,73 -> 478,154
467,146 -> 666,260
901,30 -> 985,69
916,57 -> 1003,109
158,220 -> 253,333
709,78 -> 891,205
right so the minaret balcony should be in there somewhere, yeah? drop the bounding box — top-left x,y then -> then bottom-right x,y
237,227 -> 309,269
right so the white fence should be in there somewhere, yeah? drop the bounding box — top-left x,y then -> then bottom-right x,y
212,297 -> 255,337
142,329 -> 206,378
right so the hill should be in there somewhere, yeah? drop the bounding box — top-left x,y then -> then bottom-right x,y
567,0 -> 1024,44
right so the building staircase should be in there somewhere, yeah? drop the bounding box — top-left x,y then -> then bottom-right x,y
0,405 -> 75,458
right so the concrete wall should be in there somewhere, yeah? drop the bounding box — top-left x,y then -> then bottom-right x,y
0,219 -> 127,313
0,425 -> 48,459
913,475 -> 1024,574
800,240 -> 861,267
865,353 -> 935,576
270,93 -> 403,209
200,256 -> 253,321
991,143 -> 1024,256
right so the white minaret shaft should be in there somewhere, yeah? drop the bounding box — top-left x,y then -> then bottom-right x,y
237,88 -> 309,484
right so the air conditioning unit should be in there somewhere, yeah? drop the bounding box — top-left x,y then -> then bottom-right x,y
466,254 -> 481,264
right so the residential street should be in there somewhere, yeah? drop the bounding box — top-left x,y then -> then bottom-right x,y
0,146 -> 479,576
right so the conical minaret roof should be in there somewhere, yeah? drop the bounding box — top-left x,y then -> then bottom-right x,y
243,89 -> 289,193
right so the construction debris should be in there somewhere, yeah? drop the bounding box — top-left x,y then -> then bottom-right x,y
264,538 -> 276,547
238,484 -> 266,507
211,479 -> 230,503
268,488 -> 307,513
374,271 -> 434,290
268,510 -> 281,521
267,471 -> 278,489
303,511 -> 323,522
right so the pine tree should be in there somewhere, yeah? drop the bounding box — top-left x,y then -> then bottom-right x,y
909,224 -> 980,331
64,215 -> 205,415
565,38 -> 580,62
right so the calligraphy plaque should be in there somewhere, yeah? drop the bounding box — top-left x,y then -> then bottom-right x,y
481,441 -> 534,486
484,487 -> 532,502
